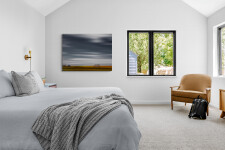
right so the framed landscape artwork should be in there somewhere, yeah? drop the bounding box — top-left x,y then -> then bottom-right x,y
62,34 -> 112,71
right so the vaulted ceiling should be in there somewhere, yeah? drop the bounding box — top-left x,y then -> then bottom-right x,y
22,0 -> 71,16
182,0 -> 225,17
22,0 -> 225,17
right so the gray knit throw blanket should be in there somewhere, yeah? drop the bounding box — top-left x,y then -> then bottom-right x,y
32,93 -> 133,150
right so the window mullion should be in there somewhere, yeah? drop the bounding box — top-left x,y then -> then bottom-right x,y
173,31 -> 176,76
218,28 -> 222,75
149,32 -> 154,76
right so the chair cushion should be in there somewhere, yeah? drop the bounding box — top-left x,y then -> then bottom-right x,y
172,90 -> 207,99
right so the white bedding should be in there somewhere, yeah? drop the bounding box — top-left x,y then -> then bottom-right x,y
0,87 -> 141,150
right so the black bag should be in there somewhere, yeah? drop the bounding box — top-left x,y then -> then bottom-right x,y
188,96 -> 208,119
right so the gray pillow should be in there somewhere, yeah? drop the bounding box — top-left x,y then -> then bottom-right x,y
9,71 -> 44,91
11,71 -> 40,96
0,70 -> 15,98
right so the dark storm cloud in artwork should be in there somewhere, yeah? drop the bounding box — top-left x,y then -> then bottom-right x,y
62,34 -> 112,66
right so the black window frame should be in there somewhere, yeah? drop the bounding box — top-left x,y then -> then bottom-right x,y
218,25 -> 225,75
127,30 -> 176,76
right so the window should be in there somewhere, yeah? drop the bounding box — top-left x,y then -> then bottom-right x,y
218,25 -> 225,76
127,30 -> 176,76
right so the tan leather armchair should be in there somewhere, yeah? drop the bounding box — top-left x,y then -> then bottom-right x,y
170,74 -> 211,115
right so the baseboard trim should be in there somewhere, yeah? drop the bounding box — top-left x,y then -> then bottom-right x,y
130,100 -> 170,105
209,103 -> 219,108
130,101 -> 220,107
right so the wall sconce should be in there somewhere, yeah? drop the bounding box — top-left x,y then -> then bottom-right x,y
24,50 -> 32,71
24,50 -> 31,60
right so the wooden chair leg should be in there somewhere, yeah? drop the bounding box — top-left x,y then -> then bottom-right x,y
185,102 -> 186,106
220,111 -> 225,118
207,106 -> 209,116
171,100 -> 173,110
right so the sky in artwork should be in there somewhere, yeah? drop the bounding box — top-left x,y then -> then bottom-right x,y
62,34 -> 112,66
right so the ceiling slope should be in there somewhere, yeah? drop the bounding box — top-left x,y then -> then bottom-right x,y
182,0 -> 225,17
22,0 -> 225,17
22,0 -> 71,16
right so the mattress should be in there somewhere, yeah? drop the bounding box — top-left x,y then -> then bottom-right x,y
0,87 -> 141,150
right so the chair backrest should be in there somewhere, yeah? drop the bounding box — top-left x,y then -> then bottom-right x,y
179,74 -> 211,92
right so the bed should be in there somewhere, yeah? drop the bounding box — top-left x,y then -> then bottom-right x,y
0,87 -> 141,150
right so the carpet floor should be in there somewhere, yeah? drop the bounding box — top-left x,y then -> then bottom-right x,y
133,103 -> 225,150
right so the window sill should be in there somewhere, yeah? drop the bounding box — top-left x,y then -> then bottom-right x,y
127,75 -> 177,78
213,76 -> 225,78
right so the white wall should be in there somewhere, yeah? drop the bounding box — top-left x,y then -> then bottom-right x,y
45,0 -> 207,103
208,7 -> 225,107
0,0 -> 45,77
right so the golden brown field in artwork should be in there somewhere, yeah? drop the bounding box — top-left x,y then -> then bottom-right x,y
63,66 -> 112,71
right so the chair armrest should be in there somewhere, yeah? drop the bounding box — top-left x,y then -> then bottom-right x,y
205,88 -> 211,103
206,88 -> 211,91
219,89 -> 225,92
205,88 -> 211,95
220,89 -> 225,110
170,86 -> 179,91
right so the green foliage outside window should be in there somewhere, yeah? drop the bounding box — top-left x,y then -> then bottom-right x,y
221,27 -> 225,74
129,32 -> 174,74
154,33 -> 173,68
129,33 -> 149,73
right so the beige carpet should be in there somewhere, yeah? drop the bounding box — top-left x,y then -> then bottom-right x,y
133,103 -> 225,150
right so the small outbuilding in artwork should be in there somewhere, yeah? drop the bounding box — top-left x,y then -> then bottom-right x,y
129,50 -> 138,75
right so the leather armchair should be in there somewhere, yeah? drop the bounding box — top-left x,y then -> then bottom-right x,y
170,74 -> 211,115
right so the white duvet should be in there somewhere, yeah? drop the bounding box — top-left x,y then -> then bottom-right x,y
0,87 -> 141,150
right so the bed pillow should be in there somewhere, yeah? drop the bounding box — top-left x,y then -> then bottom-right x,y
0,70 -> 15,98
11,71 -> 40,96
30,71 -> 45,91
9,71 -> 45,91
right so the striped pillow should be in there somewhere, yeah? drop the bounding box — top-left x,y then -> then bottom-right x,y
11,71 -> 40,96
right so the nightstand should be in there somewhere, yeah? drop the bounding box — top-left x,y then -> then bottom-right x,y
45,83 -> 57,88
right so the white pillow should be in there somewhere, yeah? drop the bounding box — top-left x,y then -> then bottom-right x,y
30,71 -> 45,91
0,70 -> 15,98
